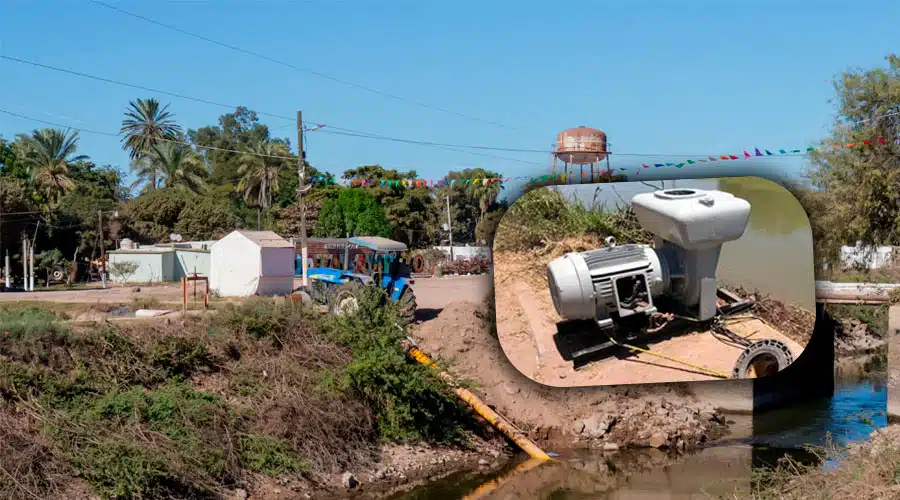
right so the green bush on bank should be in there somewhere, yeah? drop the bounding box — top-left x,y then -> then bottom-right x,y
0,297 -> 469,498
494,187 -> 652,252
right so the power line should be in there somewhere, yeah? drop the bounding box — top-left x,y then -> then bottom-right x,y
0,108 -> 538,172
1,54 -> 542,165
0,108 -> 842,169
314,128 -> 547,153
89,0 -> 520,131
1,108 -> 297,160
0,55 -> 293,124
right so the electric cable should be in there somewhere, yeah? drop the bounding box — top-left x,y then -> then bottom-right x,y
88,0 -> 520,131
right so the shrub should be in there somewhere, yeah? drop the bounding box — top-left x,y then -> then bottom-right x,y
0,307 -> 67,339
494,187 -> 652,251
323,287 -> 467,443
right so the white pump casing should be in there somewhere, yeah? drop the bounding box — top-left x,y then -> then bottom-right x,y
546,188 -> 751,324
630,189 -> 751,250
631,188 -> 750,318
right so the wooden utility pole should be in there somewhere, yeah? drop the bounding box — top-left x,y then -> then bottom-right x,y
297,110 -> 309,287
446,195 -> 454,262
98,210 -> 107,288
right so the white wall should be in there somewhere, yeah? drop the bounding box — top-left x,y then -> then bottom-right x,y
433,245 -> 491,260
210,233 -> 262,296
108,251 -> 173,283
840,244 -> 896,270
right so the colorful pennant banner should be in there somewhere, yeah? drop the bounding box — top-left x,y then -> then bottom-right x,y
308,138 -> 897,188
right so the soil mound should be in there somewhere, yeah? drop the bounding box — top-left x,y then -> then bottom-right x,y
412,302 -> 730,451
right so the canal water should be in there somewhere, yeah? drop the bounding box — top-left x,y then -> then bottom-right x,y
552,176 -> 816,311
386,374 -> 887,499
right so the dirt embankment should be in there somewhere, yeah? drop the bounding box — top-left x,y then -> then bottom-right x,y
749,425 -> 900,500
492,247 -> 809,387
0,300 -> 515,500
411,300 -> 731,452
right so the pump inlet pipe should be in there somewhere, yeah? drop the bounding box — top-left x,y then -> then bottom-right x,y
401,335 -> 552,462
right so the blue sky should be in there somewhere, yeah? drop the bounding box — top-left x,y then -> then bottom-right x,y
1,0 -> 897,189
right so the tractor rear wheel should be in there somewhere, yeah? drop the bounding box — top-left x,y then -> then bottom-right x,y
397,287 -> 417,325
330,281 -> 365,317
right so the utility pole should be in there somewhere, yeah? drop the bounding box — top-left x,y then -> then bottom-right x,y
21,234 -> 27,291
0,203 -> 3,289
446,195 -> 454,262
297,110 -> 309,287
98,210 -> 107,288
29,220 -> 40,292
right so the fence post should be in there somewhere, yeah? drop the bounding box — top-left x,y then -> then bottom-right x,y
181,276 -> 187,316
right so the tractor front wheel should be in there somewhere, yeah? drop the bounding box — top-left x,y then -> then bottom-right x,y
330,282 -> 365,317
397,287 -> 417,325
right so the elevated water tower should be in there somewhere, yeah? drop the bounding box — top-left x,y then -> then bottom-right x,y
552,126 -> 610,184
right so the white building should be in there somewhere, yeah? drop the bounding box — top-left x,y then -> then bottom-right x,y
840,244 -> 897,270
209,230 -> 296,297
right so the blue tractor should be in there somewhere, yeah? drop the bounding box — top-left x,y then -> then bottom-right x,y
297,236 -> 417,324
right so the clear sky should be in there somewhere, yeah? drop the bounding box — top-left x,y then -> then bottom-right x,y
2,0 -> 898,189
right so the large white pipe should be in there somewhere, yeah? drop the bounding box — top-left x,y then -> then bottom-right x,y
29,245 -> 34,291
22,238 -> 27,290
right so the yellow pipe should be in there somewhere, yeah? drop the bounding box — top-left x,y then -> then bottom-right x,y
462,457 -> 548,500
405,345 -> 552,462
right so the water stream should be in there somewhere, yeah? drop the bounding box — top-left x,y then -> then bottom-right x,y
386,374 -> 887,499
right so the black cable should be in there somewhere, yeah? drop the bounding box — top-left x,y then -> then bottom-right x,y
89,0 -> 520,131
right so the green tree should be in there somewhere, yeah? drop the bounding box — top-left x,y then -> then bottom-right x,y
339,165 -> 437,246
0,177 -> 33,276
236,139 -> 289,210
190,107 -> 276,185
148,143 -> 207,193
120,98 -> 182,192
0,136 -> 28,180
36,249 -> 68,285
50,161 -> 124,269
122,188 -> 196,242
314,199 -> 345,237
805,54 -> 900,268
13,128 -> 85,208
174,197 -> 241,240
312,189 -> 391,238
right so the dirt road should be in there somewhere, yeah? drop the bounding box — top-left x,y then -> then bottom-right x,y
493,250 -> 806,387
0,275 -> 492,312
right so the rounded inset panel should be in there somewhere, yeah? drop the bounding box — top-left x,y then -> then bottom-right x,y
492,176 -> 816,387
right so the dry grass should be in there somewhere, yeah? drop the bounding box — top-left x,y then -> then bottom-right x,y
738,426 -> 900,500
0,295 -> 469,498
0,406 -> 69,500
731,287 -> 817,346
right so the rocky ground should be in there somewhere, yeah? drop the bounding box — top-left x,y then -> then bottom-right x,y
834,316 -> 886,355
411,300 -> 731,453
222,441 -> 512,500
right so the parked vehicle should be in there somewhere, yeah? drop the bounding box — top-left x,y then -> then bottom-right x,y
296,236 -> 417,324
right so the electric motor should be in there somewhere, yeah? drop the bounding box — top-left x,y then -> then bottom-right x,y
547,243 -> 667,326
547,188 -> 752,325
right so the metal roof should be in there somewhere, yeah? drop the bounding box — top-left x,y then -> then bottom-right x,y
348,236 -> 407,252
234,230 -> 294,248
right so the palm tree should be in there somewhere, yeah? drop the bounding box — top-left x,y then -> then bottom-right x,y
236,139 -> 290,210
14,128 -> 85,207
468,178 -> 501,225
120,98 -> 182,191
147,143 -> 207,193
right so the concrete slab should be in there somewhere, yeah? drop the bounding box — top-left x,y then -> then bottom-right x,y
888,305 -> 900,419
134,309 -> 173,317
